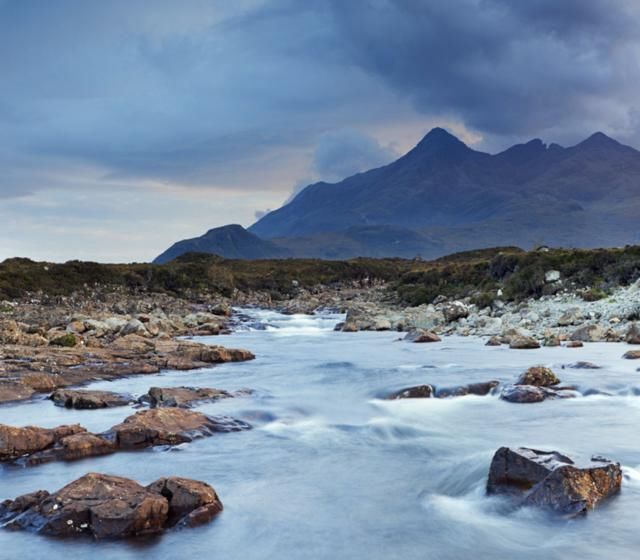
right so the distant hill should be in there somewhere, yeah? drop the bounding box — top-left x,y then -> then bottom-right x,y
153,224 -> 290,264
155,128 -> 640,262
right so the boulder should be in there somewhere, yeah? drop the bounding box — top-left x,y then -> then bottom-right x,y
557,308 -> 583,327
144,386 -> 232,408
107,408 -> 251,449
387,384 -> 434,399
487,447 -> 621,517
403,329 -> 441,343
567,361 -> 601,369
485,336 -> 502,346
146,477 -> 223,528
120,318 -> 149,337
434,381 -> 500,398
623,350 -> 640,359
516,366 -> 560,387
509,336 -> 540,349
566,341 -> 584,348
570,324 -> 606,343
0,473 -> 222,538
441,301 -> 469,323
544,270 -> 561,283
0,423 -> 86,462
50,389 -> 131,409
500,385 -> 549,403
26,433 -> 116,465
543,335 -> 561,347
626,323 -> 640,344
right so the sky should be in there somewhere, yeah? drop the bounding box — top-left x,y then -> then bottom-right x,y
2,0 -> 640,262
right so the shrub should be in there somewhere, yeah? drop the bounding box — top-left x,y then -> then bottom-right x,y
49,333 -> 77,347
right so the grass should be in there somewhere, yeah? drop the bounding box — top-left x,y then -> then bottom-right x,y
1,245 -> 639,306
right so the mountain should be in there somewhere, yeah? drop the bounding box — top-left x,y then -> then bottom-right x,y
153,224 -> 290,264
154,129 -> 640,262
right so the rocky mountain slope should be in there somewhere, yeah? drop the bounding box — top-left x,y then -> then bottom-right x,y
157,129 -> 640,261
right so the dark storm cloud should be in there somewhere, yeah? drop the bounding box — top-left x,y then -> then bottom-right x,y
2,0 -> 640,201
328,0 -> 640,144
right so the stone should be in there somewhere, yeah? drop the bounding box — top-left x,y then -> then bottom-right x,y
557,308 -> 583,327
509,336 -> 540,349
441,301 -> 469,323
570,324 -> 606,342
567,361 -> 601,369
0,423 -> 86,462
500,385 -> 549,403
403,329 -> 441,343
144,386 -> 232,408
623,350 -> 640,359
485,336 -> 502,346
487,447 -> 621,517
50,389 -> 131,409
146,477 -> 223,528
26,433 -> 116,465
107,408 -> 251,449
387,385 -> 434,399
626,323 -> 640,344
543,335 -> 561,347
516,366 -> 560,387
434,381 -> 500,398
566,341 -> 584,348
544,270 -> 561,283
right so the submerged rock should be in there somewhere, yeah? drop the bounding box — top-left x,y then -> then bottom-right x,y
50,389 -> 131,409
500,385 -> 549,403
516,366 -> 560,387
403,329 -> 441,343
487,447 -> 622,517
143,386 -> 232,408
0,472 -> 222,539
388,381 -> 499,400
566,341 -> 584,348
567,361 -> 601,369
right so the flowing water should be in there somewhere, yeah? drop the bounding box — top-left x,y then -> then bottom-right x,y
2,309 -> 640,559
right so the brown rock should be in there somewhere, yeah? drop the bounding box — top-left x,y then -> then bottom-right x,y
387,384 -> 434,399
0,423 -> 86,462
509,336 -> 540,349
108,408 -> 250,449
566,340 -> 584,348
145,386 -> 231,408
623,350 -> 640,359
26,433 -> 116,465
516,366 -> 560,387
485,336 -> 502,346
146,477 -> 223,527
404,329 -> 441,343
626,323 -> 640,344
50,389 -> 131,409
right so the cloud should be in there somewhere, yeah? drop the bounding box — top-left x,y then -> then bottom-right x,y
3,0 -> 640,260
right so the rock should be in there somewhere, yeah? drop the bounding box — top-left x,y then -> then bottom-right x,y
387,384 -> 434,399
570,324 -> 606,342
0,423 -> 86,462
543,335 -> 561,347
626,323 -> 640,344
509,336 -> 540,349
544,270 -> 561,283
0,473 -> 222,538
500,385 -> 549,403
403,329 -> 441,343
487,447 -> 621,517
441,301 -> 469,323
120,318 -> 149,337
146,477 -> 223,528
485,336 -> 502,346
516,366 -> 560,387
623,350 -> 640,359
566,341 -> 584,348
567,361 -> 601,369
50,389 -> 131,409
107,408 -> 251,449
26,433 -> 116,465
434,381 -> 500,398
144,386 -> 232,408
557,308 -> 583,327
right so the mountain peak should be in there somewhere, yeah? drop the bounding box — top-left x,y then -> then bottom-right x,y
408,127 -> 472,161
418,127 -> 463,145
579,131 -> 619,149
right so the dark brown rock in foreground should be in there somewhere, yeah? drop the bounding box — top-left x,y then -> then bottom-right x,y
509,336 -> 540,349
487,447 -> 621,517
50,389 -> 132,409
0,472 -> 222,539
144,386 -> 232,408
0,423 -> 87,462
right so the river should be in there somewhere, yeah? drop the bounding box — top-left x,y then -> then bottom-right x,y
1,308 -> 640,559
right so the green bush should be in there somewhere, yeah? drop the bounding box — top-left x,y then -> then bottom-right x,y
49,333 -> 78,347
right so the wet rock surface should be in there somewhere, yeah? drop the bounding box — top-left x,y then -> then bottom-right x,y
143,386 -> 232,408
487,447 -> 622,517
388,381 -> 499,400
403,329 -> 441,343
0,472 -> 222,539
516,367 -> 560,387
50,389 -> 132,409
